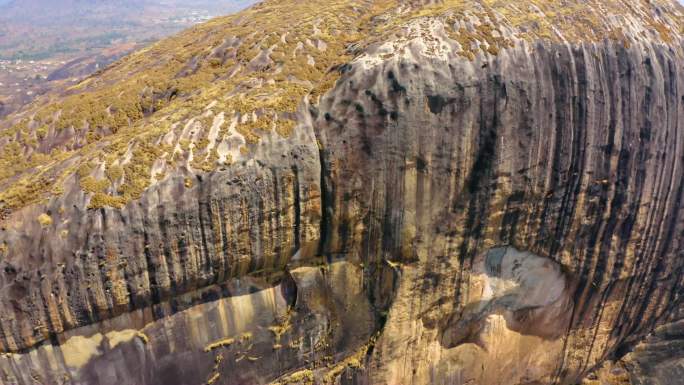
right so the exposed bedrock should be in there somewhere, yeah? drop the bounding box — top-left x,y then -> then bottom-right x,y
583,303 -> 684,385
0,126 -> 323,353
0,31 -> 683,385
0,261 -> 396,385
315,37 -> 684,384
619,315 -> 684,385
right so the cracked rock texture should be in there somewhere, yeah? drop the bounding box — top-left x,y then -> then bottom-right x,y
0,1 -> 683,384
585,303 -> 684,385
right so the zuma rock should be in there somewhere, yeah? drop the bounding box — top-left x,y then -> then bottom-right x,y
0,1 -> 683,384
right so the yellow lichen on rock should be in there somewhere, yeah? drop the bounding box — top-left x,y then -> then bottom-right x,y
0,0 -> 680,217
322,335 -> 377,384
268,308 -> 293,345
37,213 -> 52,227
203,338 -> 235,352
105,329 -> 138,349
272,368 -> 314,385
136,331 -> 149,345
184,177 -> 193,189
60,333 -> 104,368
205,372 -> 221,385
80,176 -> 111,194
88,193 -> 126,210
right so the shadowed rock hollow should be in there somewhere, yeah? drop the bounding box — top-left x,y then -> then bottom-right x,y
0,1 -> 683,384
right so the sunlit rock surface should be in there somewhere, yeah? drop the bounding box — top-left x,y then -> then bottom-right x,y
0,1 -> 683,384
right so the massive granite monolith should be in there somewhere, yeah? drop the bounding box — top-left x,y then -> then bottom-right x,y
0,1 -> 682,384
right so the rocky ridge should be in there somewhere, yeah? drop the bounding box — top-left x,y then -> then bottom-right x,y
0,1 -> 683,384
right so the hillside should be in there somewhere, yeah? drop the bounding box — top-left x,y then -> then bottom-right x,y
1,0 -> 682,215
0,0 -> 256,60
0,0 -> 256,119
0,1 -> 683,385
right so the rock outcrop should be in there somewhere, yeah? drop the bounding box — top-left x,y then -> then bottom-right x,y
0,1 -> 683,384
583,303 -> 684,385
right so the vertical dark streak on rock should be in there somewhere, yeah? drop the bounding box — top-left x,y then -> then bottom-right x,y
632,53 -> 683,335
82,215 -> 99,324
610,51 -> 659,348
197,180 -> 213,282
618,52 -> 670,343
270,167 -> 285,267
563,46 -> 588,252
581,46 -> 639,370
217,198 -> 230,282
158,200 -> 176,297
37,282 -> 56,346
318,148 -> 331,258
127,209 -> 145,309
255,183 -> 267,271
291,165 -> 301,253
455,73 -> 501,314
572,46 -> 616,324
537,47 -> 563,254
658,54 -> 684,322
98,208 -> 112,320
143,211 -> 160,305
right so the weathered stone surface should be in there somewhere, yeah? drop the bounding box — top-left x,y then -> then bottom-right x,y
314,21 -> 684,383
0,123 -> 322,353
621,318 -> 684,385
0,261 -> 393,385
585,304 -> 684,385
0,1 -> 683,384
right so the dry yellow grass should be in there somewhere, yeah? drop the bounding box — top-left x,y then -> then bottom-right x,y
0,0 -> 680,213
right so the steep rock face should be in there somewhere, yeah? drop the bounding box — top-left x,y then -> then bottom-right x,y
620,318 -> 684,385
315,24 -> 684,383
0,125 -> 322,353
0,261 -> 394,385
0,1 -> 683,385
584,304 -> 684,385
